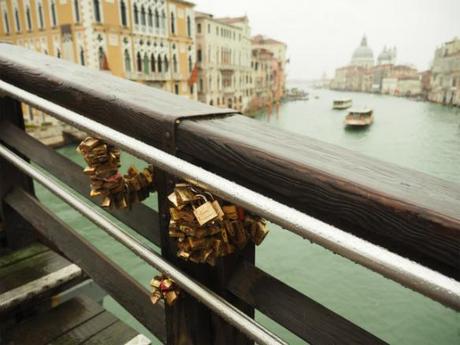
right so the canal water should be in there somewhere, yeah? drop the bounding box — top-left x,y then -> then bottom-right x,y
35,86 -> 460,344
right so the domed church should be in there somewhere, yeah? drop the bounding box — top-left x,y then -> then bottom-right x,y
350,35 -> 374,68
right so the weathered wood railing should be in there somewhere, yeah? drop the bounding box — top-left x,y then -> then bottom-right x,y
0,44 -> 459,345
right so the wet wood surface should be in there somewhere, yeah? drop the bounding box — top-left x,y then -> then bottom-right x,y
177,115 -> 460,279
5,188 -> 166,342
2,296 -> 139,345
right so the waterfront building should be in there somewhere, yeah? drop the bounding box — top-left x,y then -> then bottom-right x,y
350,35 -> 374,68
397,77 -> 422,97
194,13 -> 252,111
0,0 -> 196,100
381,77 -> 398,95
428,37 -> 460,106
251,34 -> 287,101
249,47 -> 275,111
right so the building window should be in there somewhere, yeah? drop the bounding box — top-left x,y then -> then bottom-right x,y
74,0 -> 80,22
209,99 -> 213,106
170,12 -> 175,34
164,56 -> 168,72
161,10 -> 166,30
154,9 -> 159,28
124,49 -> 131,72
173,54 -> 177,73
133,4 -> 139,25
187,16 -> 191,37
208,24 -> 210,33
57,48 -> 61,58
151,54 -> 156,73
157,54 -> 162,72
197,49 -> 202,62
98,47 -> 106,69
136,52 -> 142,72
147,8 -> 153,27
188,56 -> 192,73
174,84 -> 179,95
3,10 -> 9,33
199,78 -> 203,91
190,84 -> 194,95
37,2 -> 44,29
120,1 -> 127,26
80,47 -> 85,65
14,7 -> 20,32
143,54 -> 149,74
50,0 -> 57,26
26,6 -> 32,31
197,23 -> 201,33
140,6 -> 146,26
93,0 -> 101,23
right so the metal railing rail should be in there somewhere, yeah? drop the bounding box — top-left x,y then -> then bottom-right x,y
0,144 -> 287,345
1,80 -> 459,312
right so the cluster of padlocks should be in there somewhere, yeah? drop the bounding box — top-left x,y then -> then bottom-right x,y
168,183 -> 269,266
150,274 -> 181,306
77,137 -> 155,208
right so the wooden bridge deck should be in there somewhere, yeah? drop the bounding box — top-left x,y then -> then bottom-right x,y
0,242 -> 151,345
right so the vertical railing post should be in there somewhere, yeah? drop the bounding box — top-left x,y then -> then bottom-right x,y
156,118 -> 255,345
0,96 -> 35,249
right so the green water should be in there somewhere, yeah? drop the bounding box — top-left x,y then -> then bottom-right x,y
35,88 -> 460,344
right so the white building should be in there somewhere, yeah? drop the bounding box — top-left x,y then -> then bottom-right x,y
194,13 -> 253,111
350,35 -> 374,68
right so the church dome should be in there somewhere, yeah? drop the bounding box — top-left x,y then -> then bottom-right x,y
351,36 -> 374,67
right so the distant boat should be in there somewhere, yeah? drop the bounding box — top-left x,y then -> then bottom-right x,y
333,98 -> 352,109
344,108 -> 374,127
285,88 -> 309,101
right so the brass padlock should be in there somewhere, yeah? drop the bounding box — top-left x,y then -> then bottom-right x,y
192,195 -> 219,226
222,205 -> 238,220
175,184 -> 196,205
253,221 -> 269,245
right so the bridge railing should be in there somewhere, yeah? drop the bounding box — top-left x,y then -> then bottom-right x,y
0,44 -> 459,345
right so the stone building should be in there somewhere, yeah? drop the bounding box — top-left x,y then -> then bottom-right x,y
429,37 -> 460,106
0,0 -> 196,100
194,12 -> 252,111
350,35 -> 374,68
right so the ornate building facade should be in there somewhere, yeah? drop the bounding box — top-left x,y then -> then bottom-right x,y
0,0 -> 196,99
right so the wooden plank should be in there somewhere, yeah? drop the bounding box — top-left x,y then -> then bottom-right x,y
48,311 -> 119,345
228,261 -> 387,345
0,250 -> 71,293
0,44 -> 236,151
4,188 -> 166,343
0,264 -> 83,313
0,242 -> 48,268
83,320 -> 139,345
0,96 -> 35,249
177,115 -> 460,279
0,121 -> 161,246
2,297 -> 104,345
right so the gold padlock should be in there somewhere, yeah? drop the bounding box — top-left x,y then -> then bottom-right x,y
192,195 -> 219,226
222,205 -> 238,220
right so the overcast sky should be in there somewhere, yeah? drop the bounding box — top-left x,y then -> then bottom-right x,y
193,0 -> 460,80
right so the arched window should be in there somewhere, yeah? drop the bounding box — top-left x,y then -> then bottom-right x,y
50,1 -> 58,26
157,54 -> 162,73
26,6 -> 32,31
98,47 -> 105,69
80,47 -> 85,65
57,48 -> 61,58
124,49 -> 131,72
164,56 -> 169,72
14,7 -> 21,32
136,52 -> 142,72
151,54 -> 156,73
147,8 -> 153,27
3,11 -> 9,33
210,99 -> 213,106
170,12 -> 175,34
93,0 -> 101,23
161,10 -> 166,30
120,1 -> 127,26
188,56 -> 192,73
187,16 -> 191,37
37,2 -> 44,29
143,54 -> 149,74
173,54 -> 177,73
140,6 -> 146,26
154,9 -> 159,28
133,4 -> 139,25
74,0 -> 80,22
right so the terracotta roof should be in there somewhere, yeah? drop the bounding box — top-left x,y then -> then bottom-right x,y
251,35 -> 286,46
